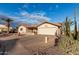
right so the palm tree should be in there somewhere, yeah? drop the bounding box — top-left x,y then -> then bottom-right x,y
1,18 -> 13,33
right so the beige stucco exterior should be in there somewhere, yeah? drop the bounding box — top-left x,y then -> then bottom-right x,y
0,24 -> 12,33
18,26 -> 27,34
18,22 -> 62,35
37,23 -> 61,35
18,25 -> 35,35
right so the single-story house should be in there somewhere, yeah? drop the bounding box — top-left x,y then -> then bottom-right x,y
18,24 -> 37,35
0,24 -> 12,33
18,22 -> 62,35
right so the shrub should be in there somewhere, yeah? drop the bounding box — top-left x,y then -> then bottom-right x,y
58,35 -> 79,55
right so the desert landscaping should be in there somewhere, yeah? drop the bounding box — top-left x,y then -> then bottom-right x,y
0,3 -> 79,55
0,34 -> 66,55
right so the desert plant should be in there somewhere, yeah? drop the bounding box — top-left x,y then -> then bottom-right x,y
58,8 -> 79,55
74,18 -> 78,40
63,17 -> 70,37
73,8 -> 78,40
58,35 -> 79,55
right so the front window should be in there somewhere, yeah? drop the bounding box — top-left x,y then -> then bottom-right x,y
20,28 -> 23,31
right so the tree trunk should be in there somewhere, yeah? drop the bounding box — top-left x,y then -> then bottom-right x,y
7,22 -> 10,34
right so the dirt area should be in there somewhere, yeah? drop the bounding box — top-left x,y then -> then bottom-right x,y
0,33 -> 18,40
0,34 -> 66,55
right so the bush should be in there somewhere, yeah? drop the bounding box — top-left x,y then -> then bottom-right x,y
58,35 -> 79,55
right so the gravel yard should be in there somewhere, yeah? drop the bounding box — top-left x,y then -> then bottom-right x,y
0,34 -> 66,55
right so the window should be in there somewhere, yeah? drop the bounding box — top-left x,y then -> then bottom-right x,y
20,28 -> 23,31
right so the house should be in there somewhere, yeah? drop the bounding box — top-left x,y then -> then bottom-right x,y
18,22 -> 62,35
18,24 -> 37,35
0,24 -> 12,33
37,22 -> 62,35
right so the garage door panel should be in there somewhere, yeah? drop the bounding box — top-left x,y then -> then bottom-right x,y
38,27 -> 57,35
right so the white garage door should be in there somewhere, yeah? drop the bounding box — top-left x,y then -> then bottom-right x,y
38,27 -> 57,35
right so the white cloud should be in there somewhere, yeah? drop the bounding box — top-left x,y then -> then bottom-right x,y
15,4 -> 52,23
19,4 -> 51,21
0,11 -> 51,24
0,4 -> 52,24
20,11 -> 30,17
20,11 -> 51,22
30,14 -> 50,21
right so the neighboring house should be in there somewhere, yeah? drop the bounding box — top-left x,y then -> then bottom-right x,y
0,24 -> 12,33
18,24 -> 37,35
18,22 -> 62,35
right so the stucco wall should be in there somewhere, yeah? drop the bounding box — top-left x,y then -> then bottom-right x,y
18,26 -> 27,34
0,24 -> 12,32
18,26 -> 35,35
18,23 -> 61,35
37,23 -> 59,35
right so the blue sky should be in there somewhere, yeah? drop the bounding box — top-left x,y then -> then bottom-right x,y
0,3 -> 79,25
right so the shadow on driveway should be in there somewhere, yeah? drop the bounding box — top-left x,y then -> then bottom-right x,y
0,39 -> 19,55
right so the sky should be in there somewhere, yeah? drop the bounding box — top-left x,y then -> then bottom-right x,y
0,3 -> 79,25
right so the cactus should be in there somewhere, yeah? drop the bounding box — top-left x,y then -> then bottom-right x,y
74,8 -> 78,40
74,17 -> 78,39
64,17 -> 70,37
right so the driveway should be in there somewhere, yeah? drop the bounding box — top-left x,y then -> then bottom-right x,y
0,35 -> 65,55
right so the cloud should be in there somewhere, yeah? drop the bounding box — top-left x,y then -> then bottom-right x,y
15,4 -> 52,24
20,11 -> 51,22
30,14 -> 51,21
0,4 -> 52,24
20,11 -> 30,17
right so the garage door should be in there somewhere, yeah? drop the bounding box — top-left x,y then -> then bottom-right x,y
38,27 -> 57,35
